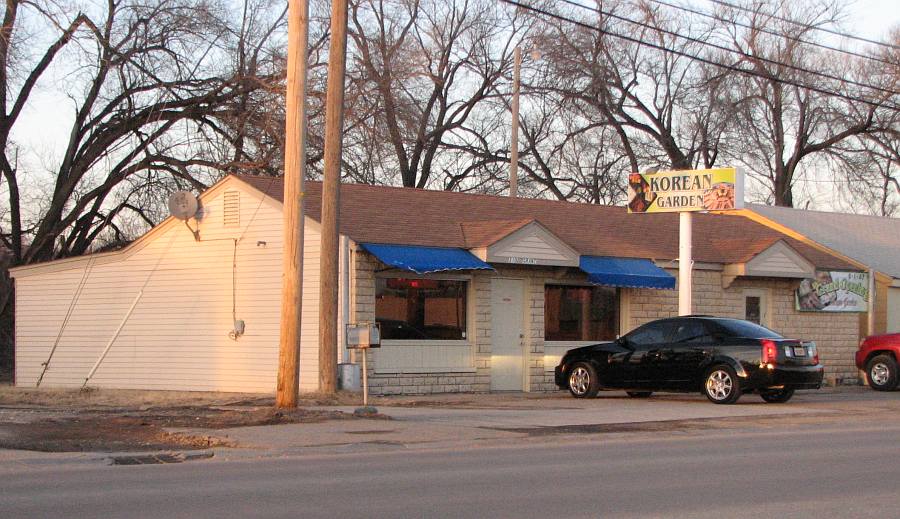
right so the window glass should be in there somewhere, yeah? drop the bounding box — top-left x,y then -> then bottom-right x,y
544,285 -> 619,341
670,320 -> 711,343
376,278 -> 467,340
745,296 -> 761,324
625,321 -> 675,345
713,319 -> 782,339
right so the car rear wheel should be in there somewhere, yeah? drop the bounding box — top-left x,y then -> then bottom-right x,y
866,355 -> 899,391
568,362 -> 600,398
703,365 -> 741,404
760,388 -> 795,403
626,391 -> 652,398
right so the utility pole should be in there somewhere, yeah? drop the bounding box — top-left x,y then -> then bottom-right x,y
276,0 -> 310,409
509,46 -> 521,198
319,0 -> 350,394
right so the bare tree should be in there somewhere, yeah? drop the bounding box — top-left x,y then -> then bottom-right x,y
834,134 -> 900,216
836,25 -> 900,215
717,0 -> 889,207
346,0 -> 525,189
536,0 -> 729,176
0,0 -> 286,265
197,0 -> 339,181
0,0 -> 291,372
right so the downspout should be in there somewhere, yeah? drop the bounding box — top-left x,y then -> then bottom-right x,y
339,235 -> 350,363
868,268 -> 876,337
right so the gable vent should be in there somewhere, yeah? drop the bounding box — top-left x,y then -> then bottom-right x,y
223,191 -> 240,227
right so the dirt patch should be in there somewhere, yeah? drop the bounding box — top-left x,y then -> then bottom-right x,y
0,407 -> 386,452
0,388 -> 388,453
0,386 -> 371,408
0,416 -> 230,452
0,386 -> 271,409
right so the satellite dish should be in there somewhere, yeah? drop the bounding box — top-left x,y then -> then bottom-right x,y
168,191 -> 199,220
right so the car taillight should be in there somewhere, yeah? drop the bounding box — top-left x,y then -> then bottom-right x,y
761,339 -> 778,365
809,343 -> 819,364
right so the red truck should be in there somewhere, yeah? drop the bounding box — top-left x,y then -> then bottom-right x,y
856,333 -> 900,391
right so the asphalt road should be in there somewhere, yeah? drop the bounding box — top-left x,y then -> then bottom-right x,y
3,420 -> 899,519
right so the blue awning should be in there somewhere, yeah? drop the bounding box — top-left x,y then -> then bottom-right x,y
579,256 -> 676,290
360,243 -> 494,274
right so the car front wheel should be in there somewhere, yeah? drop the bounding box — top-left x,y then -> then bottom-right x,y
568,362 -> 600,398
703,365 -> 741,404
760,388 -> 795,403
866,354 -> 899,391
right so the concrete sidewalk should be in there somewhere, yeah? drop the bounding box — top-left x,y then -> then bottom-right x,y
202,388 -> 886,460
1,387 -> 892,469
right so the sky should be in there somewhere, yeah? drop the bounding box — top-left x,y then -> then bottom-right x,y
7,0 -> 900,215
847,0 -> 898,41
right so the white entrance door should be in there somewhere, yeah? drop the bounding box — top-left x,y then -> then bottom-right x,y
491,278 -> 525,391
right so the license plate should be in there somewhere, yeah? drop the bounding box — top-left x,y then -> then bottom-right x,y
793,346 -> 806,357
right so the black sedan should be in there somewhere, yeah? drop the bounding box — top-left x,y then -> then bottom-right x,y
554,316 -> 824,404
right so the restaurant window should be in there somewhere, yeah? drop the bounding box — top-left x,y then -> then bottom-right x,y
376,278 -> 467,340
544,285 -> 619,341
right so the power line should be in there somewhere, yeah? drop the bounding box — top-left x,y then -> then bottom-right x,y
536,0 -> 900,108
706,0 -> 900,51
642,0 -> 896,67
557,0 -> 897,98
501,0 -> 900,112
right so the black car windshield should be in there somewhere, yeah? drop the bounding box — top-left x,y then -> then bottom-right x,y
714,319 -> 783,339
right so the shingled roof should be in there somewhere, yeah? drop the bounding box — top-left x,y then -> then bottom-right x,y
749,203 -> 900,278
235,175 -> 856,270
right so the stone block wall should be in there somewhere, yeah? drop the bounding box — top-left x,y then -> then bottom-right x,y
354,254 -> 572,395
355,250 -> 486,395
352,252 -> 861,395
472,272 -> 493,392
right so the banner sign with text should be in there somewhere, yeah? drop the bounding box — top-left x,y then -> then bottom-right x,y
627,167 -> 744,213
796,271 -> 869,312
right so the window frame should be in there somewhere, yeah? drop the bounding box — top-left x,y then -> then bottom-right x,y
374,272 -> 473,343
742,288 -> 770,327
543,283 -> 621,343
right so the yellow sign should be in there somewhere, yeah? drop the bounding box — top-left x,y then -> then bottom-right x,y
627,167 -> 743,213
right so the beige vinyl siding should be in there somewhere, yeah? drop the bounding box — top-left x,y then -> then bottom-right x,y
14,178 -> 321,393
494,235 -> 569,261
298,222 -> 321,393
888,287 -> 900,334
751,250 -> 808,274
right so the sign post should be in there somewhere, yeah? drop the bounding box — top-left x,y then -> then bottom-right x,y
679,212 -> 692,316
627,167 -> 744,315
346,322 -> 381,410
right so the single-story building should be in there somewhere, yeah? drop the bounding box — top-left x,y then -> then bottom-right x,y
10,175 -> 866,394
745,204 -> 900,338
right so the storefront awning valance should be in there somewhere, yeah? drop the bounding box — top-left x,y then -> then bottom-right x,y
579,256 -> 676,290
361,243 -> 494,274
